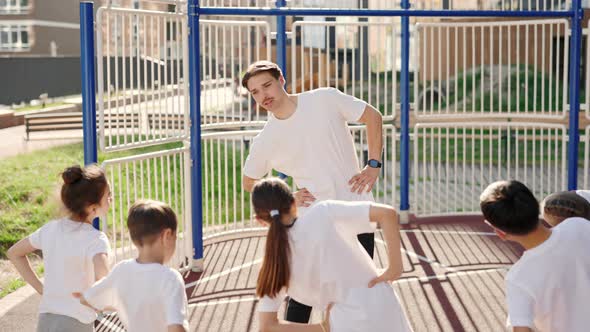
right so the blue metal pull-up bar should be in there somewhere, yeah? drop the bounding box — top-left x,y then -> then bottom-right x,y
194,7 -> 574,18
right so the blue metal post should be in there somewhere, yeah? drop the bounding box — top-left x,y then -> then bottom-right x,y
188,0 -> 204,266
399,0 -> 411,219
567,0 -> 583,190
276,0 -> 287,82
80,1 -> 99,229
276,0 -> 288,181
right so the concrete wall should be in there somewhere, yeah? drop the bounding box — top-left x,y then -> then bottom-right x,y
0,56 -> 187,105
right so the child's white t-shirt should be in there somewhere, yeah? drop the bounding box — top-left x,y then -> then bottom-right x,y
575,189 -> 590,204
28,218 -> 110,324
505,217 -> 590,332
257,200 -> 378,311
243,87 -> 373,204
83,259 -> 189,332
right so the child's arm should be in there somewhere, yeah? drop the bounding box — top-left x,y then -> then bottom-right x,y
6,238 -> 43,295
93,253 -> 110,280
73,292 -> 117,313
167,324 -> 187,332
72,292 -> 99,311
76,266 -> 118,313
367,203 -> 403,288
505,281 -> 535,332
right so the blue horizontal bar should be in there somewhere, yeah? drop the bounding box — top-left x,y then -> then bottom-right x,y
197,7 -> 573,18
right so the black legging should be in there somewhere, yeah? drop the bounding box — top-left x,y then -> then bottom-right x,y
283,232 -> 375,323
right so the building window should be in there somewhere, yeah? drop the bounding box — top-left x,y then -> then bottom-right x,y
0,25 -> 31,51
0,0 -> 31,15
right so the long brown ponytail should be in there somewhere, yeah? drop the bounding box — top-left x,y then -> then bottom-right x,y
252,178 -> 295,298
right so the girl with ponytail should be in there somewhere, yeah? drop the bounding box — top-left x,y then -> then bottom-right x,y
253,178 -> 412,332
7,164 -> 112,332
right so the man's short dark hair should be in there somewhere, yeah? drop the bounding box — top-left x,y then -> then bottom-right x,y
241,60 -> 282,89
480,180 -> 540,235
127,200 -> 178,246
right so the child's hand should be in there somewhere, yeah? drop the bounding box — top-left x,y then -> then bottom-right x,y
368,266 -> 402,288
72,292 -> 99,312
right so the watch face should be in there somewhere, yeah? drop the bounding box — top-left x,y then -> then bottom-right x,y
368,160 -> 381,168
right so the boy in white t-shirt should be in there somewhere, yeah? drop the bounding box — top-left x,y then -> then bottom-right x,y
480,180 -> 590,332
75,200 -> 189,332
241,60 -> 384,323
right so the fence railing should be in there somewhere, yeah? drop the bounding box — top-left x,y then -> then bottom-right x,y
102,146 -> 192,268
200,124 -> 398,234
412,122 -> 568,216
199,19 -> 271,128
96,7 -> 190,152
415,19 -> 570,119
81,0 -> 586,266
291,20 -> 399,121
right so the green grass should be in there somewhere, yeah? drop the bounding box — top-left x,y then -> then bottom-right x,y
202,139 -> 251,227
0,279 -> 26,298
0,261 -> 43,299
0,135 -> 249,257
363,65 -> 585,116
0,143 -> 83,258
12,102 -> 69,113
413,127 -> 581,165
425,64 -> 584,113
0,140 -> 184,258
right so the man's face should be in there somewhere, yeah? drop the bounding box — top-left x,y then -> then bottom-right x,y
246,72 -> 286,111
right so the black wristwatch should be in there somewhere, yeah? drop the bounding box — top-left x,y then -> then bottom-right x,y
367,159 -> 382,168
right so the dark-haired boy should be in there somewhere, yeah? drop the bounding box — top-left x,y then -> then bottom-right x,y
480,180 -> 590,332
76,200 -> 189,332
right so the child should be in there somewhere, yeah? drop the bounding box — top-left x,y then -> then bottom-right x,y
76,200 -> 189,332
541,190 -> 590,227
7,164 -> 112,332
480,180 -> 590,332
253,178 -> 412,332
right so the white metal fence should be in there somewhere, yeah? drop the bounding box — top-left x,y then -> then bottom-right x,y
412,122 -> 568,216
286,0 -> 572,11
102,146 -> 193,268
92,1 -> 587,268
199,19 -> 271,129
95,5 -> 193,269
415,19 -> 570,119
200,125 -> 398,235
291,20 -> 399,120
96,7 -> 190,152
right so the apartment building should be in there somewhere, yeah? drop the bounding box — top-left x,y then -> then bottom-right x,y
0,0 -> 81,56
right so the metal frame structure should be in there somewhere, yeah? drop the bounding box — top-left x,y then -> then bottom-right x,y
80,0 -> 585,268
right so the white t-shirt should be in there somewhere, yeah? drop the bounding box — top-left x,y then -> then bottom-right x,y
575,190 -> 590,204
83,259 -> 189,332
257,201 -> 412,331
243,87 -> 373,204
258,200 -> 379,310
28,218 -> 110,324
505,217 -> 590,332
